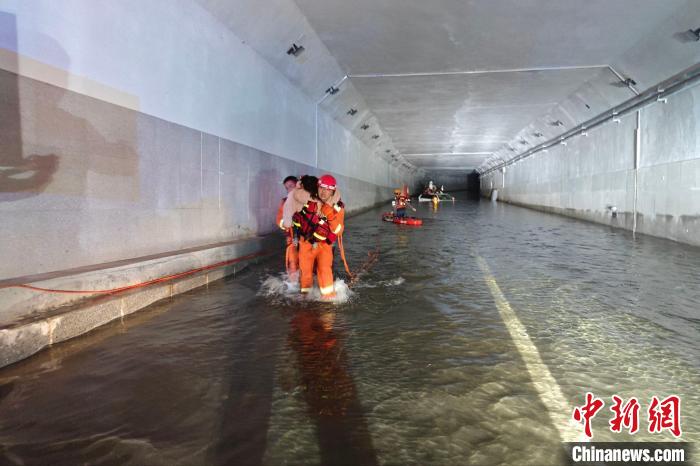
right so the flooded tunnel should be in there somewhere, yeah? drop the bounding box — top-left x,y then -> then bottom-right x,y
1,1 -> 700,465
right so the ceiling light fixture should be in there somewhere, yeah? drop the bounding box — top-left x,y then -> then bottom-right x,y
286,43 -> 305,57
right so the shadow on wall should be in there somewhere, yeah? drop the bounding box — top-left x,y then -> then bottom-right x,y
0,15 -> 145,279
0,16 -> 140,204
249,166 -> 281,235
0,12 -> 58,200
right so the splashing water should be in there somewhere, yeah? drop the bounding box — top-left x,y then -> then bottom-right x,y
258,273 -> 296,297
258,274 -> 353,304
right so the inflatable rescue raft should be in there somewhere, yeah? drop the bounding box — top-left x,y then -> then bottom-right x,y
417,192 -> 455,203
382,212 -> 423,226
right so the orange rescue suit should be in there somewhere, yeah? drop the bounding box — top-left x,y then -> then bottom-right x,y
276,197 -> 298,274
299,201 -> 345,297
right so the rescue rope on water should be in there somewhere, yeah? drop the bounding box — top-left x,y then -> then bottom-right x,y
337,234 -> 380,287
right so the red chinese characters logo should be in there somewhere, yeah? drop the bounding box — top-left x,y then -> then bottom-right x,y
609,395 -> 640,434
573,394 -> 682,438
572,392 -> 605,438
648,395 -> 682,438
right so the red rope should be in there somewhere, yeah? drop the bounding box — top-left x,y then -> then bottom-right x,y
3,251 -> 271,295
337,234 -> 355,281
341,233 -> 381,287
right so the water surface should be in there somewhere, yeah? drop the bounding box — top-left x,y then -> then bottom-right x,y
1,196 -> 698,465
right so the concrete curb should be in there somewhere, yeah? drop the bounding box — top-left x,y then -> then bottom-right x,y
0,198 -> 391,369
0,235 -> 276,369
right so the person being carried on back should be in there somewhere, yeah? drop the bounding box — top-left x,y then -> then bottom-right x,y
282,174 -> 345,301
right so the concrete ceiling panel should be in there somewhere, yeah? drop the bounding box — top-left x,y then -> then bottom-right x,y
350,67 -> 603,169
196,0 -> 414,168
612,1 -> 700,92
197,0 -> 696,175
292,0 -> 685,75
195,0 -> 345,101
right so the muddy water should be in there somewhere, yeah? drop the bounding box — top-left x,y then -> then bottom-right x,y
1,196 -> 698,465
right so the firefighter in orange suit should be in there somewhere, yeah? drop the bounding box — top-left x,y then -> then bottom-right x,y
290,174 -> 345,300
393,185 -> 413,218
276,175 -> 299,278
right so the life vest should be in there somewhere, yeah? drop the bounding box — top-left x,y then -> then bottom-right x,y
292,201 -> 339,245
396,195 -> 408,209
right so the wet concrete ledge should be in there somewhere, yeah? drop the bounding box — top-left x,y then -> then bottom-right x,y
491,197 -> 700,248
0,198 -> 392,369
0,235 -> 277,369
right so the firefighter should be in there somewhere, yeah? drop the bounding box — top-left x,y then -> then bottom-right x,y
285,174 -> 345,300
276,175 -> 299,280
392,185 -> 413,218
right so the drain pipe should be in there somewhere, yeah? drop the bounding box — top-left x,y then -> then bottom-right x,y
481,63 -> 700,175
633,110 -> 642,236
610,65 -> 642,235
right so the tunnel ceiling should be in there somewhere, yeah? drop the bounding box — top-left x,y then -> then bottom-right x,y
198,0 -> 693,174
349,69 -> 603,164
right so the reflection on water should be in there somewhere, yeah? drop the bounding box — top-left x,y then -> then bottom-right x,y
288,310 -> 378,466
0,195 -> 699,465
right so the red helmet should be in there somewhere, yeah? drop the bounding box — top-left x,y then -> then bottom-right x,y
318,174 -> 337,190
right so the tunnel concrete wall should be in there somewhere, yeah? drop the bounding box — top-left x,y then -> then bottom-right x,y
0,0 -> 416,282
480,82 -> 700,248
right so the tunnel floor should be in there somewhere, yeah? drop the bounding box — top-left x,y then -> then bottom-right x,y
0,195 -> 698,465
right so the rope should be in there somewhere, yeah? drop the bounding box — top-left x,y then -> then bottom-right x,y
337,234 -> 355,281
337,233 -> 381,287
349,248 -> 380,286
3,251 -> 271,295
285,242 -> 292,272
